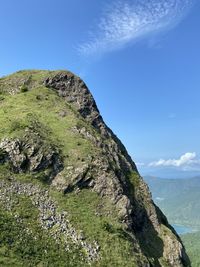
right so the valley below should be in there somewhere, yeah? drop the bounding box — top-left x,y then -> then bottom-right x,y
144,176 -> 200,267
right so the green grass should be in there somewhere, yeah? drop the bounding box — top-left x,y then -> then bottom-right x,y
0,70 -> 177,267
0,197 -> 84,267
127,171 -> 140,190
0,169 -> 139,266
0,80 -> 139,266
50,189 -> 138,267
0,86 -> 98,169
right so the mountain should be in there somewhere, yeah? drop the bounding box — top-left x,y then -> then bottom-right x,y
181,231 -> 200,267
144,176 -> 200,227
141,169 -> 200,179
0,70 -> 190,267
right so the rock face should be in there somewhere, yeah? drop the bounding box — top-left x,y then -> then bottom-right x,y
0,179 -> 100,262
0,134 -> 63,180
45,72 -> 140,224
0,70 -> 190,266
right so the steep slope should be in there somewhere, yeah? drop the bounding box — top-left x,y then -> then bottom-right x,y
0,70 -> 190,267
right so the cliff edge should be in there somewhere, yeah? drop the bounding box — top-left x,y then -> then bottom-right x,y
0,70 -> 190,266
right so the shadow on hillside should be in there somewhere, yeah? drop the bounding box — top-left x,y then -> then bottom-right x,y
131,204 -> 164,267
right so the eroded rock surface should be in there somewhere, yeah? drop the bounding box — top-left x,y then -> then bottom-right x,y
0,70 -> 191,267
0,135 -> 63,180
44,71 -> 190,267
0,179 -> 100,262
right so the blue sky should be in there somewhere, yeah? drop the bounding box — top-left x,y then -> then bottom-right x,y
1,0 -> 200,178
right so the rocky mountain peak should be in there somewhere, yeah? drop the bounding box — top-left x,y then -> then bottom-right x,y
0,70 -> 190,266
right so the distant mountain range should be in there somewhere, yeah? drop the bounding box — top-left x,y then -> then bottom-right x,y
141,168 -> 200,179
144,175 -> 200,227
144,175 -> 200,266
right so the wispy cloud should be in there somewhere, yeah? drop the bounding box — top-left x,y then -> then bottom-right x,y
136,162 -> 145,167
78,0 -> 194,56
149,152 -> 200,169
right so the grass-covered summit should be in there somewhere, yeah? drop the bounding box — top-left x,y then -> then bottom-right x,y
0,70 -> 190,266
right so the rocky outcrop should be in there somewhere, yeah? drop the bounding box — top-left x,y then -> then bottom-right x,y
44,72 -> 136,167
45,72 -> 139,224
0,70 -> 191,266
0,179 -> 100,262
44,71 -> 190,267
0,133 -> 63,180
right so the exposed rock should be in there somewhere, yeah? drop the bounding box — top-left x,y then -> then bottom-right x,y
0,70 -> 191,266
0,179 -> 100,262
44,71 -> 190,267
0,136 -> 63,180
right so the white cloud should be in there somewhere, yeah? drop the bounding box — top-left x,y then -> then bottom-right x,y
149,152 -> 200,168
78,0 -> 194,56
136,162 -> 145,167
155,197 -> 165,201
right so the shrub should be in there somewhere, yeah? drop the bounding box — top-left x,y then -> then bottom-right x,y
20,85 -> 28,93
102,221 -> 115,233
9,120 -> 24,132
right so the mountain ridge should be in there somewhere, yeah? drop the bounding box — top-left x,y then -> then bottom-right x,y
0,70 -> 190,266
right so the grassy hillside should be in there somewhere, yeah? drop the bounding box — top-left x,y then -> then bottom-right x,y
0,71 -> 140,266
0,70 -> 190,267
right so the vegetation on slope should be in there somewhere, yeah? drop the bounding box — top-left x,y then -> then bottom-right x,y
0,198 -> 82,267
0,71 -> 140,266
181,232 -> 200,267
0,70 -> 189,267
